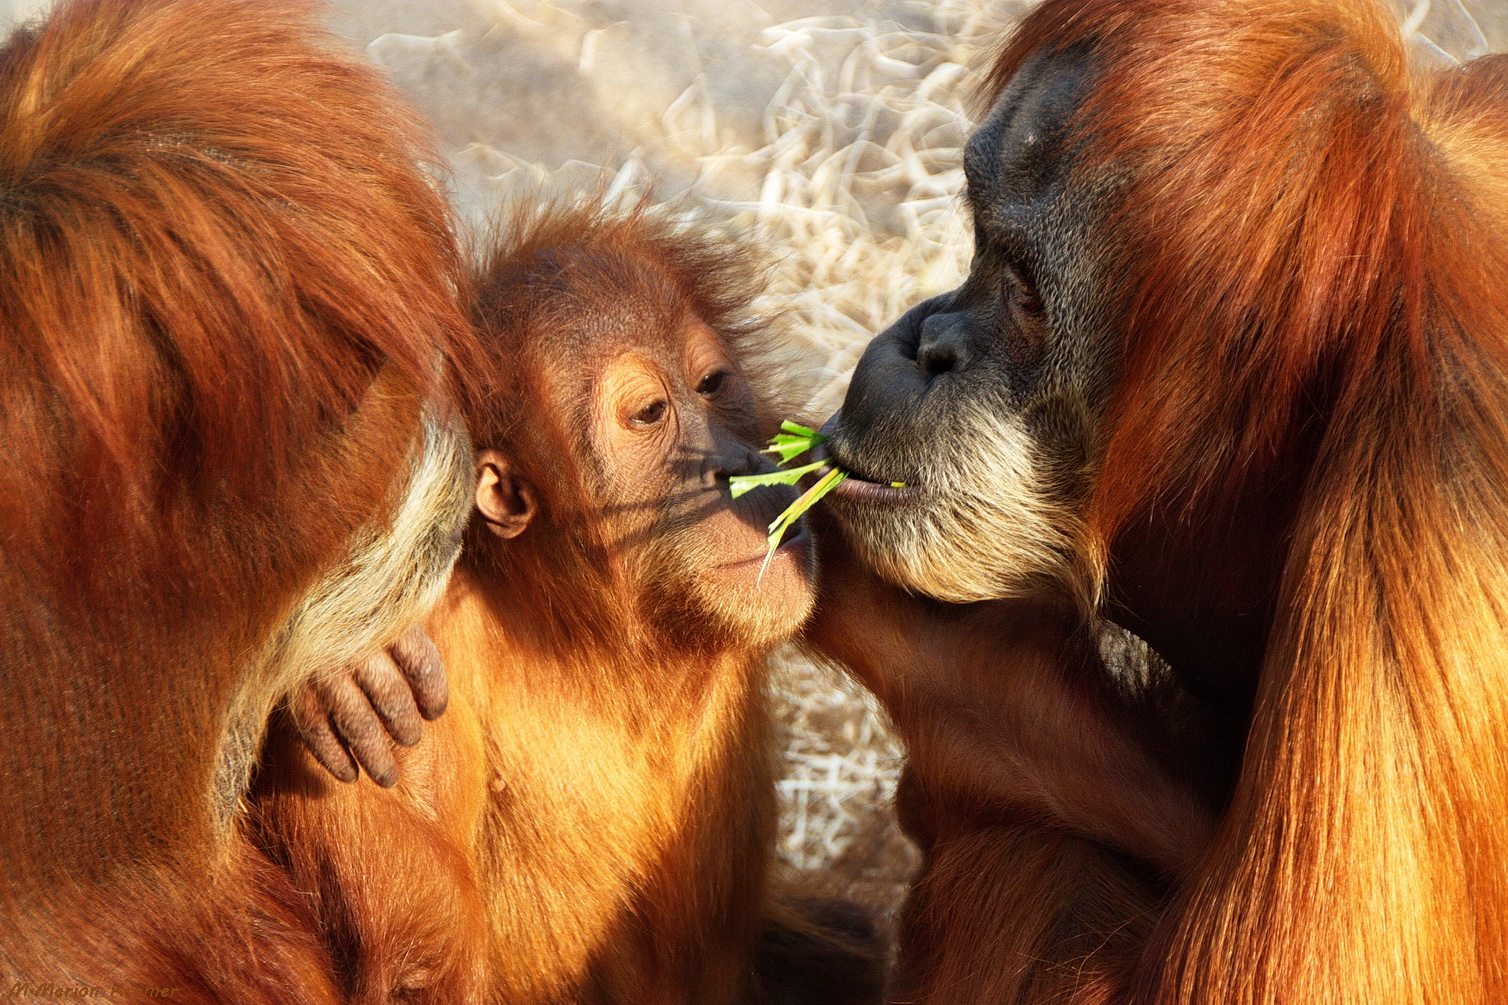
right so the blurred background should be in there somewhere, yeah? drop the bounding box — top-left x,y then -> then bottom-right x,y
2,0 -> 1504,919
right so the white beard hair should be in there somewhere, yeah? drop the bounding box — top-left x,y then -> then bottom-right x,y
840,402 -> 1088,605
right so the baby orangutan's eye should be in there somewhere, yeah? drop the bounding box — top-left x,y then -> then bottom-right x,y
632,399 -> 668,427
697,370 -> 728,396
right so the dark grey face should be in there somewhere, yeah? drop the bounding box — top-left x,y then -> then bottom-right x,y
823,45 -> 1114,603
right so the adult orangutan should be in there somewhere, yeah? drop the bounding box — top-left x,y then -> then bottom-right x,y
804,0 -> 1508,1002
253,203 -> 885,1005
0,0 -> 476,1000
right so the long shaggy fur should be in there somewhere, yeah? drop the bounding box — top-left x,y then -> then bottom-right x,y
960,0 -> 1508,1000
0,0 -> 475,998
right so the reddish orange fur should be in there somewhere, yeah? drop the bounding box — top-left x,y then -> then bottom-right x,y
0,1 -> 473,999
802,524 -> 1209,1004
859,0 -> 1508,1000
252,205 -> 884,1005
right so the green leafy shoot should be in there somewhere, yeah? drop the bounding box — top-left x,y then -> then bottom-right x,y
763,419 -> 828,464
730,421 -> 830,499
765,465 -> 848,551
728,419 -> 908,583
728,460 -> 827,499
758,466 -> 849,582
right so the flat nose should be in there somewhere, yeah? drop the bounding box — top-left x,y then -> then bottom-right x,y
706,439 -> 762,489
915,310 -> 973,377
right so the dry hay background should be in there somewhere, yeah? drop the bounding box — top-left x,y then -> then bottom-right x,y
2,0 -> 1504,919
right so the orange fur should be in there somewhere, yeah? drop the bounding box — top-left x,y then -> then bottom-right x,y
855,0 -> 1508,1000
252,206 -> 884,1004
257,571 -> 779,1004
801,519 -> 1207,1004
0,1 -> 474,999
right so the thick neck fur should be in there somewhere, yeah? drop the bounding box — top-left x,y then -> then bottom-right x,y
990,3 -> 1508,1000
443,556 -> 764,714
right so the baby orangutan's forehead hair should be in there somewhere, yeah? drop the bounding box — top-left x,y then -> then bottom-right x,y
474,201 -> 764,354
468,198 -> 796,445
526,249 -> 699,361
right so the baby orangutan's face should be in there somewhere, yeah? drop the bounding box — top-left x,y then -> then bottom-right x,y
473,306 -> 817,653
586,315 -> 816,650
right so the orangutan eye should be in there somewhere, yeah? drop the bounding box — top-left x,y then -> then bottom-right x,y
1004,265 -> 1046,344
697,370 -> 729,396
1006,267 -> 1043,317
632,399 -> 668,426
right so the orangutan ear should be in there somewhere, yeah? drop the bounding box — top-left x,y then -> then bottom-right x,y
474,449 -> 537,539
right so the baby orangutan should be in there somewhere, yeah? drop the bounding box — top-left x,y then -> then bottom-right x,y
252,203 -> 884,1005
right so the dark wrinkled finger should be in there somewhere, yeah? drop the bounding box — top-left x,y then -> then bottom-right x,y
290,687 -> 359,783
387,625 -> 448,721
323,674 -> 400,787
351,648 -> 424,747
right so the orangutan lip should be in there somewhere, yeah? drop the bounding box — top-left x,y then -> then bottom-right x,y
718,523 -> 810,569
830,475 -> 921,504
811,425 -> 922,506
